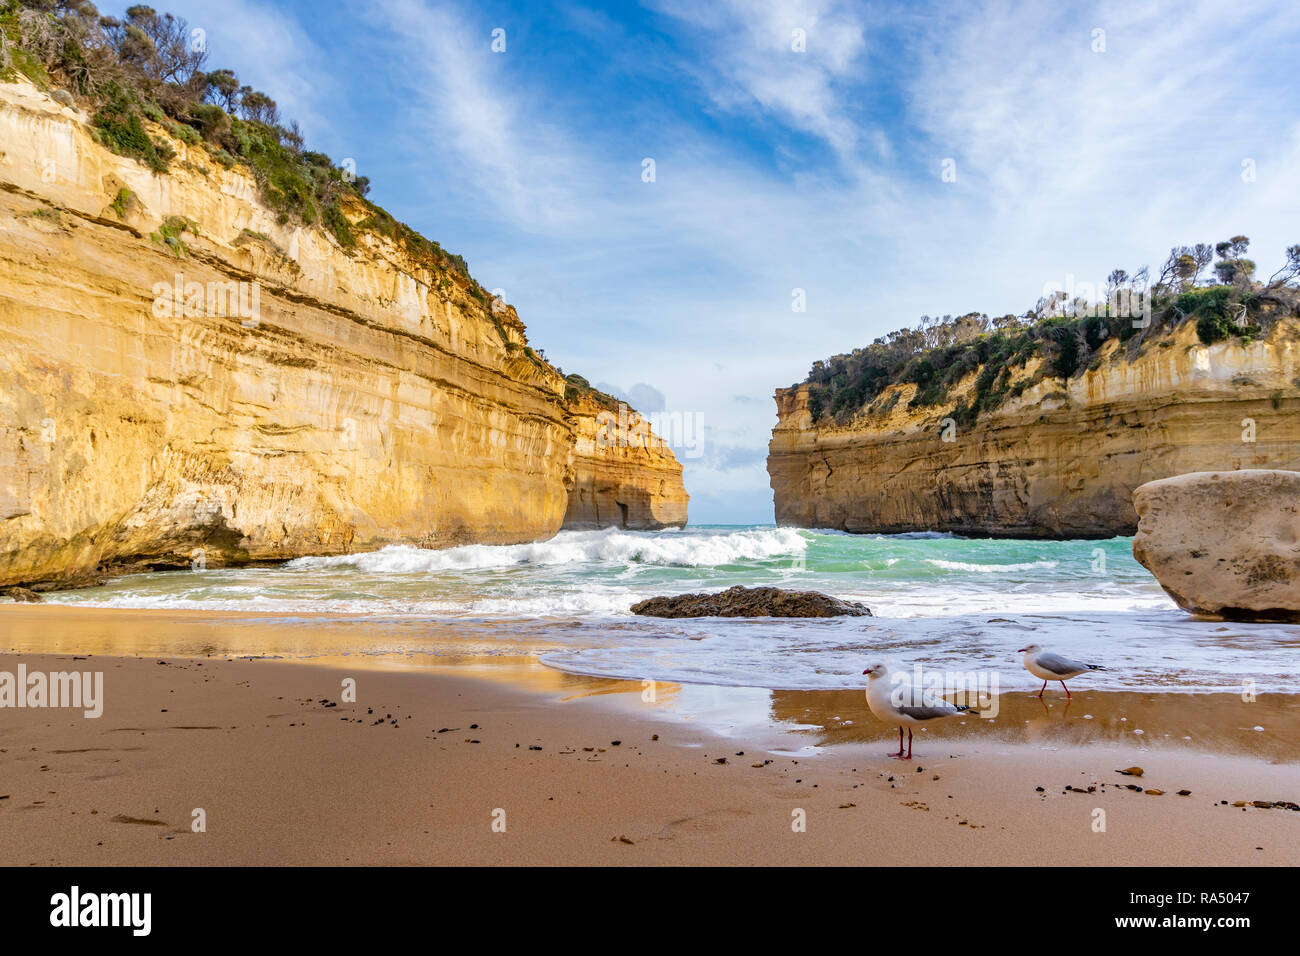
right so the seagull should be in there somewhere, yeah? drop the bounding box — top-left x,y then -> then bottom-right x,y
862,662 -> 973,760
1018,644 -> 1106,699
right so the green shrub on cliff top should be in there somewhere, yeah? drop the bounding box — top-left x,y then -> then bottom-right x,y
0,18 -> 45,86
1174,286 -> 1245,344
801,240 -> 1298,425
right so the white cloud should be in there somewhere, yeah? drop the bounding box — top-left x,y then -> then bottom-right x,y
370,0 -> 601,230
908,0 -> 1299,213
650,0 -> 870,165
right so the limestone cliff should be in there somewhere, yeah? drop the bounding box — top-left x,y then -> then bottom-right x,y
769,321 -> 1300,537
561,394 -> 688,530
0,79 -> 686,587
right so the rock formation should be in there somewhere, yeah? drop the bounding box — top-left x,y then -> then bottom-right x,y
630,585 -> 872,618
769,321 -> 1300,537
0,79 -> 686,587
1132,470 -> 1300,621
562,394 -> 688,530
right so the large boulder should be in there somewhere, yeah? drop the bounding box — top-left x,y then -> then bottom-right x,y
630,585 -> 872,618
1132,470 -> 1300,621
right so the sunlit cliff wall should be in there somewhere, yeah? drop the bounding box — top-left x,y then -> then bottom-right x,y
0,80 -> 686,586
769,321 -> 1300,537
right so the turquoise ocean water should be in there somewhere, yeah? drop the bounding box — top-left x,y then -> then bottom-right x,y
35,525 -> 1300,693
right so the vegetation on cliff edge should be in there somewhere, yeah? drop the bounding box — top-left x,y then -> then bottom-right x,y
561,374 -> 623,413
798,237 -> 1300,426
1,1 -> 573,383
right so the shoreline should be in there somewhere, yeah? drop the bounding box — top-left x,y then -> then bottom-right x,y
2,604 -> 1299,757
1,606 -> 1298,865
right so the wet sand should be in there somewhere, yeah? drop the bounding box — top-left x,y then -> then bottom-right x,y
1,606 -> 1298,865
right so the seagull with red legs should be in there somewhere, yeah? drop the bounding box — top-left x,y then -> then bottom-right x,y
1018,643 -> 1106,699
862,662 -> 973,760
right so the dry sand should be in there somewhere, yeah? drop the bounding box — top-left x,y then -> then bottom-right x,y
1,606 -> 1297,865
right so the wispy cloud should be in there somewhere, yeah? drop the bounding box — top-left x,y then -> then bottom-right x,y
649,0 -> 871,166
370,0 -> 598,229
908,0 -> 1300,217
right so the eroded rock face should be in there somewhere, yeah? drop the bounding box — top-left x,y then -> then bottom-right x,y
1132,470 -> 1300,621
0,80 -> 687,587
630,585 -> 872,618
562,395 -> 688,530
768,322 -> 1300,538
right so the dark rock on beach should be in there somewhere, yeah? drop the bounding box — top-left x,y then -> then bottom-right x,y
1,587 -> 42,603
630,585 -> 871,618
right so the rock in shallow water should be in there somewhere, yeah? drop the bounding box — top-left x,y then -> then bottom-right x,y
630,585 -> 871,618
1132,470 -> 1300,622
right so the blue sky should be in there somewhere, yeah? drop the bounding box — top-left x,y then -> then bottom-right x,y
111,0 -> 1300,523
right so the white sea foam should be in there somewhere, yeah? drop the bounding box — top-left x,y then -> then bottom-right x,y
924,558 -> 1059,573
64,590 -> 640,617
286,527 -> 807,572
867,589 -> 1176,618
50,583 -> 1174,620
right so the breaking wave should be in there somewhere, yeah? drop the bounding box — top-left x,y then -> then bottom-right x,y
285,527 -> 808,573
924,558 -> 1059,573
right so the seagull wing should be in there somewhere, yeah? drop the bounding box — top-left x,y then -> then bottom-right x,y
894,684 -> 964,720
1034,651 -> 1091,676
895,701 -> 963,721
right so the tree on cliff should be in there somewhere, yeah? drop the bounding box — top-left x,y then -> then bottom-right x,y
2,1 -> 433,271
1267,245 -> 1300,288
107,5 -> 207,89
204,67 -> 240,110
800,235 -> 1300,425
1153,243 -> 1213,293
1212,236 -> 1255,286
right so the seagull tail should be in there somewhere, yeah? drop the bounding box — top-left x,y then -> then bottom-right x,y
1086,664 -> 1107,671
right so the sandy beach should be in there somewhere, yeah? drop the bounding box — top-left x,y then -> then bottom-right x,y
2,606 -> 1296,866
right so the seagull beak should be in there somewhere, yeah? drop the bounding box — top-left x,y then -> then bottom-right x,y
862,668 -> 870,675
1016,647 -> 1027,653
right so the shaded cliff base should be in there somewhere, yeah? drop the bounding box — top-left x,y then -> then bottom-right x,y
561,480 -> 687,531
561,395 -> 688,531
